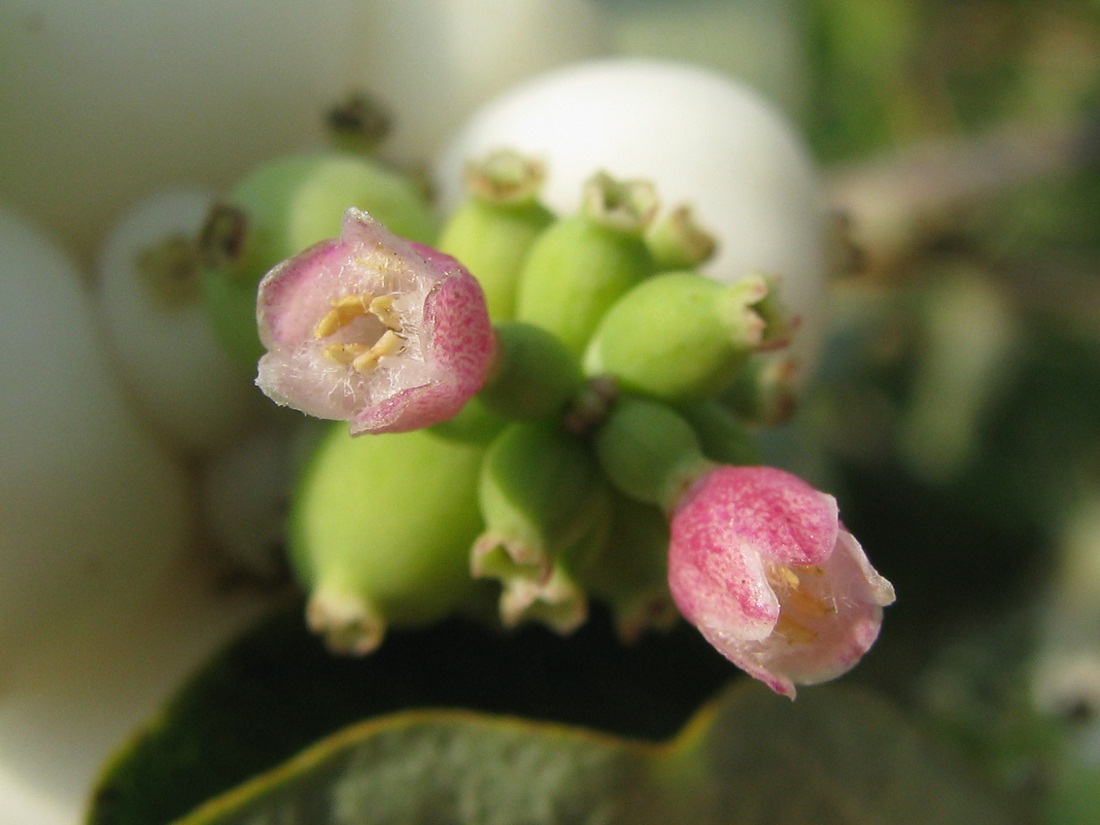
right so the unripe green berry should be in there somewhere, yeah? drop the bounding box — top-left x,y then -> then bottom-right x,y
593,396 -> 711,511
645,204 -> 717,272
288,424 -> 484,655
472,422 -> 605,587
436,150 -> 555,321
477,322 -> 583,423
575,491 -> 677,643
200,152 -> 439,364
427,395 -> 508,445
676,400 -> 761,465
515,172 -> 658,354
583,271 -> 781,402
718,354 -> 800,427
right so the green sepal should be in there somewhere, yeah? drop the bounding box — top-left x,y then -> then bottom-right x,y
436,150 -> 555,321
515,173 -> 658,355
472,422 -> 605,586
583,271 -> 782,402
593,396 -> 711,511
288,424 -> 484,655
477,322 -> 583,423
199,151 -> 439,365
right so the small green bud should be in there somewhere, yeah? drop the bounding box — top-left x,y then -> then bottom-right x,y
200,152 -> 439,364
645,204 -> 718,272
676,400 -> 762,465
515,172 -> 658,354
472,422 -> 605,587
436,150 -> 556,321
593,396 -> 711,511
288,424 -> 484,655
583,271 -> 786,402
477,322 -> 583,423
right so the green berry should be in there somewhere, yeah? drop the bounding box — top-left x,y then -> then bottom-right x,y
593,396 -> 711,510
477,322 -> 583,423
288,424 -> 484,655
583,271 -> 781,402
436,150 -> 555,321
515,172 -> 658,354
645,204 -> 717,272
676,400 -> 761,465
472,422 -> 605,587
576,491 -> 677,643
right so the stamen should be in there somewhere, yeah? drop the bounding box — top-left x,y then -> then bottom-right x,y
322,342 -> 372,365
774,614 -> 818,645
350,329 -> 404,373
768,563 -> 835,620
314,293 -> 374,339
369,295 -> 401,329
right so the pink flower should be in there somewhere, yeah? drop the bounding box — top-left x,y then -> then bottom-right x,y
667,465 -> 895,699
255,208 -> 495,434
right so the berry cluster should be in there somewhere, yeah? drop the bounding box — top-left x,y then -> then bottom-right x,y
206,149 -> 894,699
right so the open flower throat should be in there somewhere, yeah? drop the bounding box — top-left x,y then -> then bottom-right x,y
313,292 -> 405,372
255,208 -> 495,434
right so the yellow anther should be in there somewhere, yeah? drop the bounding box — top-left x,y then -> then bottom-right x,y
313,292 -> 374,339
322,342 -> 371,365
768,563 -> 834,620
369,295 -> 401,329
774,614 -> 818,645
374,329 -> 403,356
775,566 -> 801,589
350,329 -> 404,373
786,586 -> 835,620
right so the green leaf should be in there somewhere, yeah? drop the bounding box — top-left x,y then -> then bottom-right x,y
163,682 -> 1018,825
170,710 -> 667,825
86,605 -> 731,825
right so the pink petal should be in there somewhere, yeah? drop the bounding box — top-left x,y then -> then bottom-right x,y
254,208 -> 494,434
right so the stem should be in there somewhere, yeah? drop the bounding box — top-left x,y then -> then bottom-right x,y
827,116 -> 1100,271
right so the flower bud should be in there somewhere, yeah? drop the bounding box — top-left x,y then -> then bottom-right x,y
583,271 -> 795,402
200,152 -> 439,364
436,150 -> 556,320
255,208 -> 495,435
289,424 -> 485,655
472,422 -> 605,587
515,172 -> 658,354
592,396 -> 711,511
667,465 -> 895,698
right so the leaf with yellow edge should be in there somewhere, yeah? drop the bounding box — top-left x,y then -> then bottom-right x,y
166,682 -> 1019,825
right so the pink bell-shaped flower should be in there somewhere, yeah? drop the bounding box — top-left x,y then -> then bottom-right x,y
255,208 -> 495,434
668,465 -> 895,698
